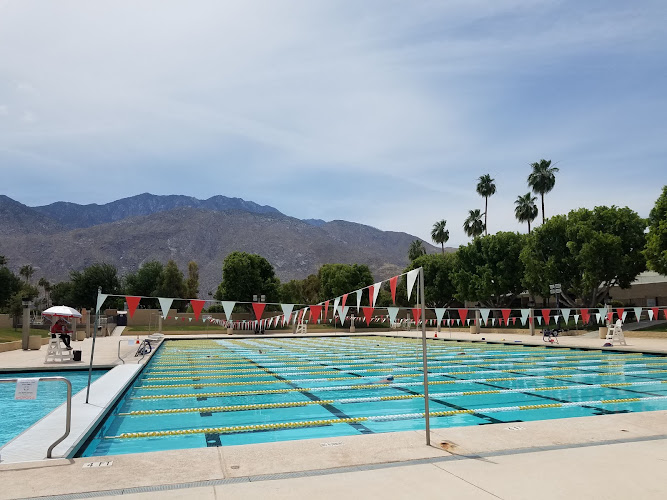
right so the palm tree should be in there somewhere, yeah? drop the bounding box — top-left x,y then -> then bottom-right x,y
38,278 -> 52,308
514,193 -> 539,233
476,174 -> 496,236
527,159 -> 559,224
19,264 -> 35,284
431,220 -> 450,255
463,209 -> 485,238
408,240 -> 426,261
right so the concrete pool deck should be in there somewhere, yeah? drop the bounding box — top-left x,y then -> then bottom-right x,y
1,331 -> 666,499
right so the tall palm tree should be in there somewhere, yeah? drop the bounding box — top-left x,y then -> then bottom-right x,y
527,159 -> 559,224
514,193 -> 539,233
431,220 -> 450,255
19,264 -> 34,284
38,277 -> 52,308
463,209 -> 485,238
476,174 -> 496,236
408,240 -> 426,261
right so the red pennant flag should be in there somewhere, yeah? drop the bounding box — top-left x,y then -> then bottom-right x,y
324,300 -> 330,321
606,311 -> 613,324
651,307 -> 659,320
252,303 -> 266,321
528,316 -> 533,324
362,306 -> 374,326
367,285 -> 374,307
190,300 -> 205,320
309,305 -> 323,324
389,276 -> 398,304
458,309 -> 468,322
663,309 -> 667,320
512,317 -> 516,325
580,309 -> 590,324
616,308 -> 624,322
341,294 -> 348,309
411,308 -> 421,323
125,296 -> 141,318
181,317 -> 186,322
542,309 -> 551,325
501,309 -> 511,326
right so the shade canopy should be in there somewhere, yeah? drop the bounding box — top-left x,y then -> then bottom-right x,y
42,305 -> 82,318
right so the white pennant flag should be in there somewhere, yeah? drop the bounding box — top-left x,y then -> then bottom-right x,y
372,282 -> 382,307
574,314 -> 580,324
337,306 -> 349,325
158,297 -> 173,319
597,308 -> 606,322
221,301 -> 236,321
561,308 -> 571,325
333,297 -> 340,318
536,316 -> 542,325
520,309 -> 530,326
356,290 -> 363,312
480,308 -> 491,325
406,269 -> 419,301
595,313 -> 602,324
491,318 -> 496,326
554,315 -> 560,324
456,319 -> 461,325
434,308 -> 445,325
634,307 -> 642,322
648,309 -> 654,320
466,319 -> 470,325
387,307 -> 399,325
622,311 -> 628,323
281,304 -> 295,325
96,293 -> 109,313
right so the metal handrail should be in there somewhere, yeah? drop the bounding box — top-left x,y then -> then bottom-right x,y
1,377 -> 72,458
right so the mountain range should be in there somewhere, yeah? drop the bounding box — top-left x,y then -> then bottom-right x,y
0,193 -> 447,296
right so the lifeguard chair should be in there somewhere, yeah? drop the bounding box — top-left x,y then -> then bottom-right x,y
605,319 -> 627,346
44,338 -> 73,363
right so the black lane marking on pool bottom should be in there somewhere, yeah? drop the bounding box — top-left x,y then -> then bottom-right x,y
242,353 -> 375,435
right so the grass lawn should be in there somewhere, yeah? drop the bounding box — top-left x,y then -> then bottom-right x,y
0,328 -> 50,343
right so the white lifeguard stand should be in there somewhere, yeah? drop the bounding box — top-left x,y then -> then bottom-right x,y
295,322 -> 307,334
605,319 -> 627,346
44,338 -> 73,363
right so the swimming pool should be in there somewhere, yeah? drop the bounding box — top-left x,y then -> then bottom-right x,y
0,370 -> 107,447
80,337 -> 667,457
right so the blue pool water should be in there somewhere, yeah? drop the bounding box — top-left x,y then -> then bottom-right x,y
80,337 -> 667,457
0,370 -> 106,447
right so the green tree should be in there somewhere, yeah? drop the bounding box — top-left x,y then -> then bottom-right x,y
280,279 -> 307,304
38,278 -> 52,309
463,209 -> 485,239
157,260 -> 186,299
406,253 -> 457,307
19,264 -> 35,284
185,261 -> 199,299
70,263 -> 122,309
645,186 -> 667,274
215,252 -> 280,303
0,255 -> 7,267
51,281 -> 75,307
408,240 -> 426,261
0,266 -> 22,311
8,283 -> 40,327
453,232 -> 526,306
527,159 -> 559,224
125,261 -> 164,297
431,220 -> 450,255
476,174 -> 496,236
521,206 -> 646,307
514,192 -> 539,233
318,263 -> 374,301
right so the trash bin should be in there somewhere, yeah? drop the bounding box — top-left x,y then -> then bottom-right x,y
73,350 -> 82,361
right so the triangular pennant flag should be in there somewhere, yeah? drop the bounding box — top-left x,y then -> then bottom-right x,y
511,317 -> 516,325
362,306 -> 374,326
281,304 -> 295,325
158,297 -> 173,319
520,309 -> 530,326
597,308 -> 606,322
126,296 -> 141,318
221,301 -> 236,321
501,309 -> 511,325
554,315 -> 560,324
541,309 -> 551,325
411,308 -> 422,323
574,314 -> 580,324
622,311 -> 627,323
616,308 -> 624,323
188,317 -> 193,322
434,308 -> 445,325
536,316 -> 542,325
174,316 -> 179,320
606,311 -> 613,324
561,308 -> 571,325
356,289 -> 363,312
341,294 -> 348,309
389,276 -> 398,304
337,306 -> 349,325
407,269 -> 419,301
458,309 -> 468,322
480,308 -> 490,326
252,303 -> 266,321
634,307 -> 642,322
372,282 -> 381,307
324,300 -> 330,322
491,318 -> 496,326
466,319 -> 470,326
333,297 -> 340,319
387,306 -> 399,324
580,309 -> 590,324
96,293 -> 108,313
309,305 -> 323,324
190,300 -> 205,320
595,313 -> 602,324
367,285 -> 374,308
663,309 -> 667,321
648,308 -> 655,321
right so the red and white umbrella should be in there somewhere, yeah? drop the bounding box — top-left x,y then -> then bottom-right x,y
42,305 -> 82,319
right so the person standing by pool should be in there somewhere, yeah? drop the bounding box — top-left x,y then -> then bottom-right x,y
50,318 -> 72,349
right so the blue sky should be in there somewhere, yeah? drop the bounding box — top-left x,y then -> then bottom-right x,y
1,0 -> 665,245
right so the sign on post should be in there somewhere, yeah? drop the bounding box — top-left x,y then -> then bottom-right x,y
15,378 -> 38,400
